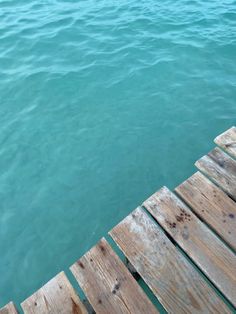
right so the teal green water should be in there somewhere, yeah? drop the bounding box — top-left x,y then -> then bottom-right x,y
0,0 -> 236,308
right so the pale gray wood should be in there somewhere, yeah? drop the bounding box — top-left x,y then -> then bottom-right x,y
0,302 -> 18,314
70,238 -> 158,314
195,147 -> 236,200
215,126 -> 236,158
144,187 -> 236,307
21,272 -> 87,314
175,171 -> 236,251
110,207 -> 231,314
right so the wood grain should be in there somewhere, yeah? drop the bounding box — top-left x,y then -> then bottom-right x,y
214,126 -> 236,158
175,171 -> 236,251
0,302 -> 18,314
21,271 -> 87,314
195,147 -> 236,200
144,187 -> 236,307
110,207 -> 230,314
70,238 -> 158,314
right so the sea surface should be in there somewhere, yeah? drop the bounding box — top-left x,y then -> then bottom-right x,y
0,0 -> 236,309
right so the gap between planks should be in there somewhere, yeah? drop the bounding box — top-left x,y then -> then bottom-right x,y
109,207 -> 231,314
70,238 -> 158,314
175,171 -> 236,252
143,187 -> 236,308
195,147 -> 236,201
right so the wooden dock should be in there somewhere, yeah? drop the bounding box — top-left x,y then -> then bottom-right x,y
1,126 -> 236,314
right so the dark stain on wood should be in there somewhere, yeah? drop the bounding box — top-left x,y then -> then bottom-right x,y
71,297 -> 83,314
176,215 -> 184,222
99,244 -> 106,254
165,220 -> 177,229
77,261 -> 85,269
112,282 -> 121,294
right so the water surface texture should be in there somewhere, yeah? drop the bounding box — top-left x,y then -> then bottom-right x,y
0,0 -> 236,307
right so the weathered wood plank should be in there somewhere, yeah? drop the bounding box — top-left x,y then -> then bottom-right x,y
0,302 -> 18,314
215,126 -> 236,158
109,207 -> 231,314
21,271 -> 87,314
175,172 -> 236,251
144,187 -> 236,307
70,238 -> 158,314
195,147 -> 236,200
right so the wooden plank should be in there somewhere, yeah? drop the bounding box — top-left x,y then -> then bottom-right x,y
109,207 -> 231,314
0,302 -> 18,314
70,238 -> 158,314
175,172 -> 236,251
21,271 -> 87,314
215,126 -> 236,158
195,147 -> 236,200
143,187 -> 236,307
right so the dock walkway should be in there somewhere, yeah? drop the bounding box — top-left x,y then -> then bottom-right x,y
1,127 -> 236,313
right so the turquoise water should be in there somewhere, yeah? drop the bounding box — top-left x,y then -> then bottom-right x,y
0,0 -> 236,308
